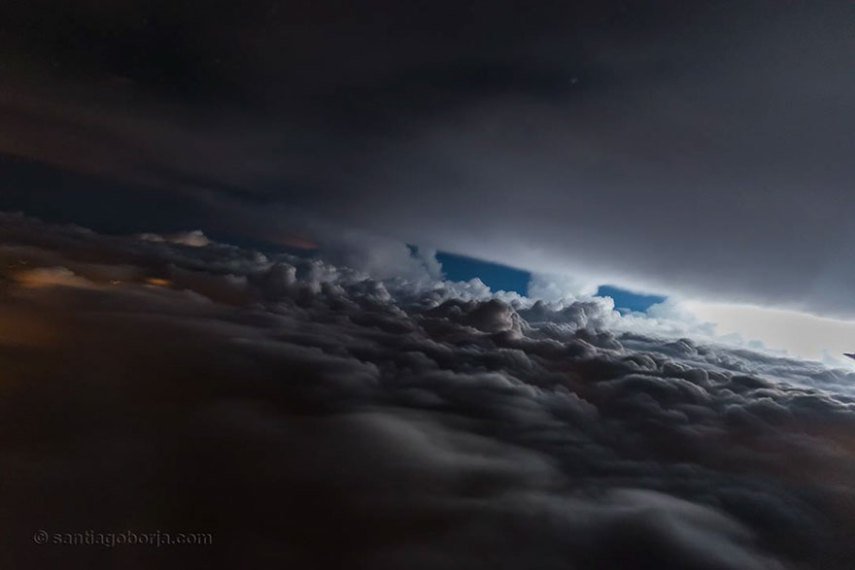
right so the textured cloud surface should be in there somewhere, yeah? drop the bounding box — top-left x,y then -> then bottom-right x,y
3,213 -> 855,569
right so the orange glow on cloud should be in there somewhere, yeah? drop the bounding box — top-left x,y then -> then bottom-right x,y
13,267 -> 93,289
277,235 -> 318,250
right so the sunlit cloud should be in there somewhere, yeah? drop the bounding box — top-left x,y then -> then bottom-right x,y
682,300 -> 855,366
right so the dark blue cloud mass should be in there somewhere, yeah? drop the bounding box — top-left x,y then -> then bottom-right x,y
2,213 -> 855,569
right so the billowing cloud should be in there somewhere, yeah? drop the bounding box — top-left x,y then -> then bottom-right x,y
527,272 -> 600,302
4,213 -> 855,568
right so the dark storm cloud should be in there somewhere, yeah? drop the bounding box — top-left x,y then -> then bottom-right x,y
4,1 -> 855,315
4,213 -> 855,568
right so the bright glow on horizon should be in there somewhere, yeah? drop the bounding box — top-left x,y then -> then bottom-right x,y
683,300 -> 855,365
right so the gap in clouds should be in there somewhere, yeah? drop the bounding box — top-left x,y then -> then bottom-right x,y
684,301 -> 855,367
596,285 -> 666,314
423,249 -> 671,316
433,250 -> 531,295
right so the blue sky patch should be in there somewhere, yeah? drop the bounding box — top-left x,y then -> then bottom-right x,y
434,251 -> 531,295
596,285 -> 666,314
420,249 -> 667,311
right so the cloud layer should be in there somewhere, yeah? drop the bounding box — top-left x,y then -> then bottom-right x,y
3,213 -> 855,569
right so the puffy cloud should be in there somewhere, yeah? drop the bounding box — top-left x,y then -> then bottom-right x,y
4,213 -> 855,569
527,272 -> 600,302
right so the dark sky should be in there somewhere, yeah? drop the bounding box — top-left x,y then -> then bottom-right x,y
3,1 -> 855,315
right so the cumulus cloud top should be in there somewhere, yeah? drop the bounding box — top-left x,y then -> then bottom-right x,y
2,213 -> 855,569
